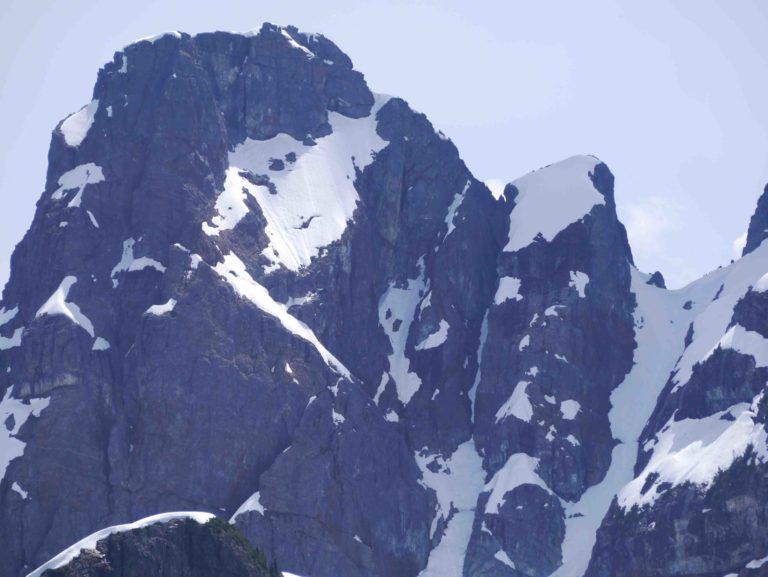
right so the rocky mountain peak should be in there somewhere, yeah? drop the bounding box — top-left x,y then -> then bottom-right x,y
3,23 -> 768,577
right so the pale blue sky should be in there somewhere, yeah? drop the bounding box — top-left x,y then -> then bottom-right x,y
2,0 -> 767,288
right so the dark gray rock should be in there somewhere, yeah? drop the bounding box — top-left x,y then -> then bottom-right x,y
743,183 -> 768,256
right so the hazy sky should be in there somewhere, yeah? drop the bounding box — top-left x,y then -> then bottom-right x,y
2,0 -> 767,289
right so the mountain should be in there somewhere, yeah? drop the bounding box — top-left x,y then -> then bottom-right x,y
1,23 -> 768,577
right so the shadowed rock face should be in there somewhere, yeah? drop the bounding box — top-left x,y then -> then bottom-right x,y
743,184 -> 768,257
3,21 -> 768,577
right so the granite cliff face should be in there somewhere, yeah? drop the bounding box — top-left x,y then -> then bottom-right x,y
2,23 -> 768,577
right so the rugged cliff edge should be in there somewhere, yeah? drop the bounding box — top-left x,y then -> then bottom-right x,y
3,23 -> 768,577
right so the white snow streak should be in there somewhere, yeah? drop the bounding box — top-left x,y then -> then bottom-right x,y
213,253 -> 351,379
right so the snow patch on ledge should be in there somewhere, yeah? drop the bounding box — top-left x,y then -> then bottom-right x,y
495,381 -> 533,423
26,511 -> 215,577
36,276 -> 95,337
60,100 -> 99,147
111,239 -> 166,288
230,491 -> 265,523
484,453 -> 551,514
494,276 -> 523,305
51,163 -> 105,208
504,155 -> 604,253
146,298 -> 177,316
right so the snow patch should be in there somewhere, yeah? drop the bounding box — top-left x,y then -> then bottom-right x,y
415,319 -> 449,351
375,259 -> 426,405
146,298 -> 177,316
560,400 -> 581,420
36,277 -> 94,337
0,307 -> 18,328
0,388 -> 50,483
518,334 -> 530,351
385,410 -> 399,423
494,549 -> 516,569
230,490 -> 266,523
332,409 -> 345,426
746,556 -> 768,570
495,381 -> 533,423
51,163 -> 105,208
545,305 -> 564,317
91,337 -> 110,351
415,441 -> 485,577
11,481 -> 28,499
504,155 -> 604,253
110,239 -> 166,288
0,327 -> 23,351
494,277 -> 523,305
60,100 -> 99,147
443,180 -> 470,241
569,271 -> 589,298
468,311 -> 490,420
